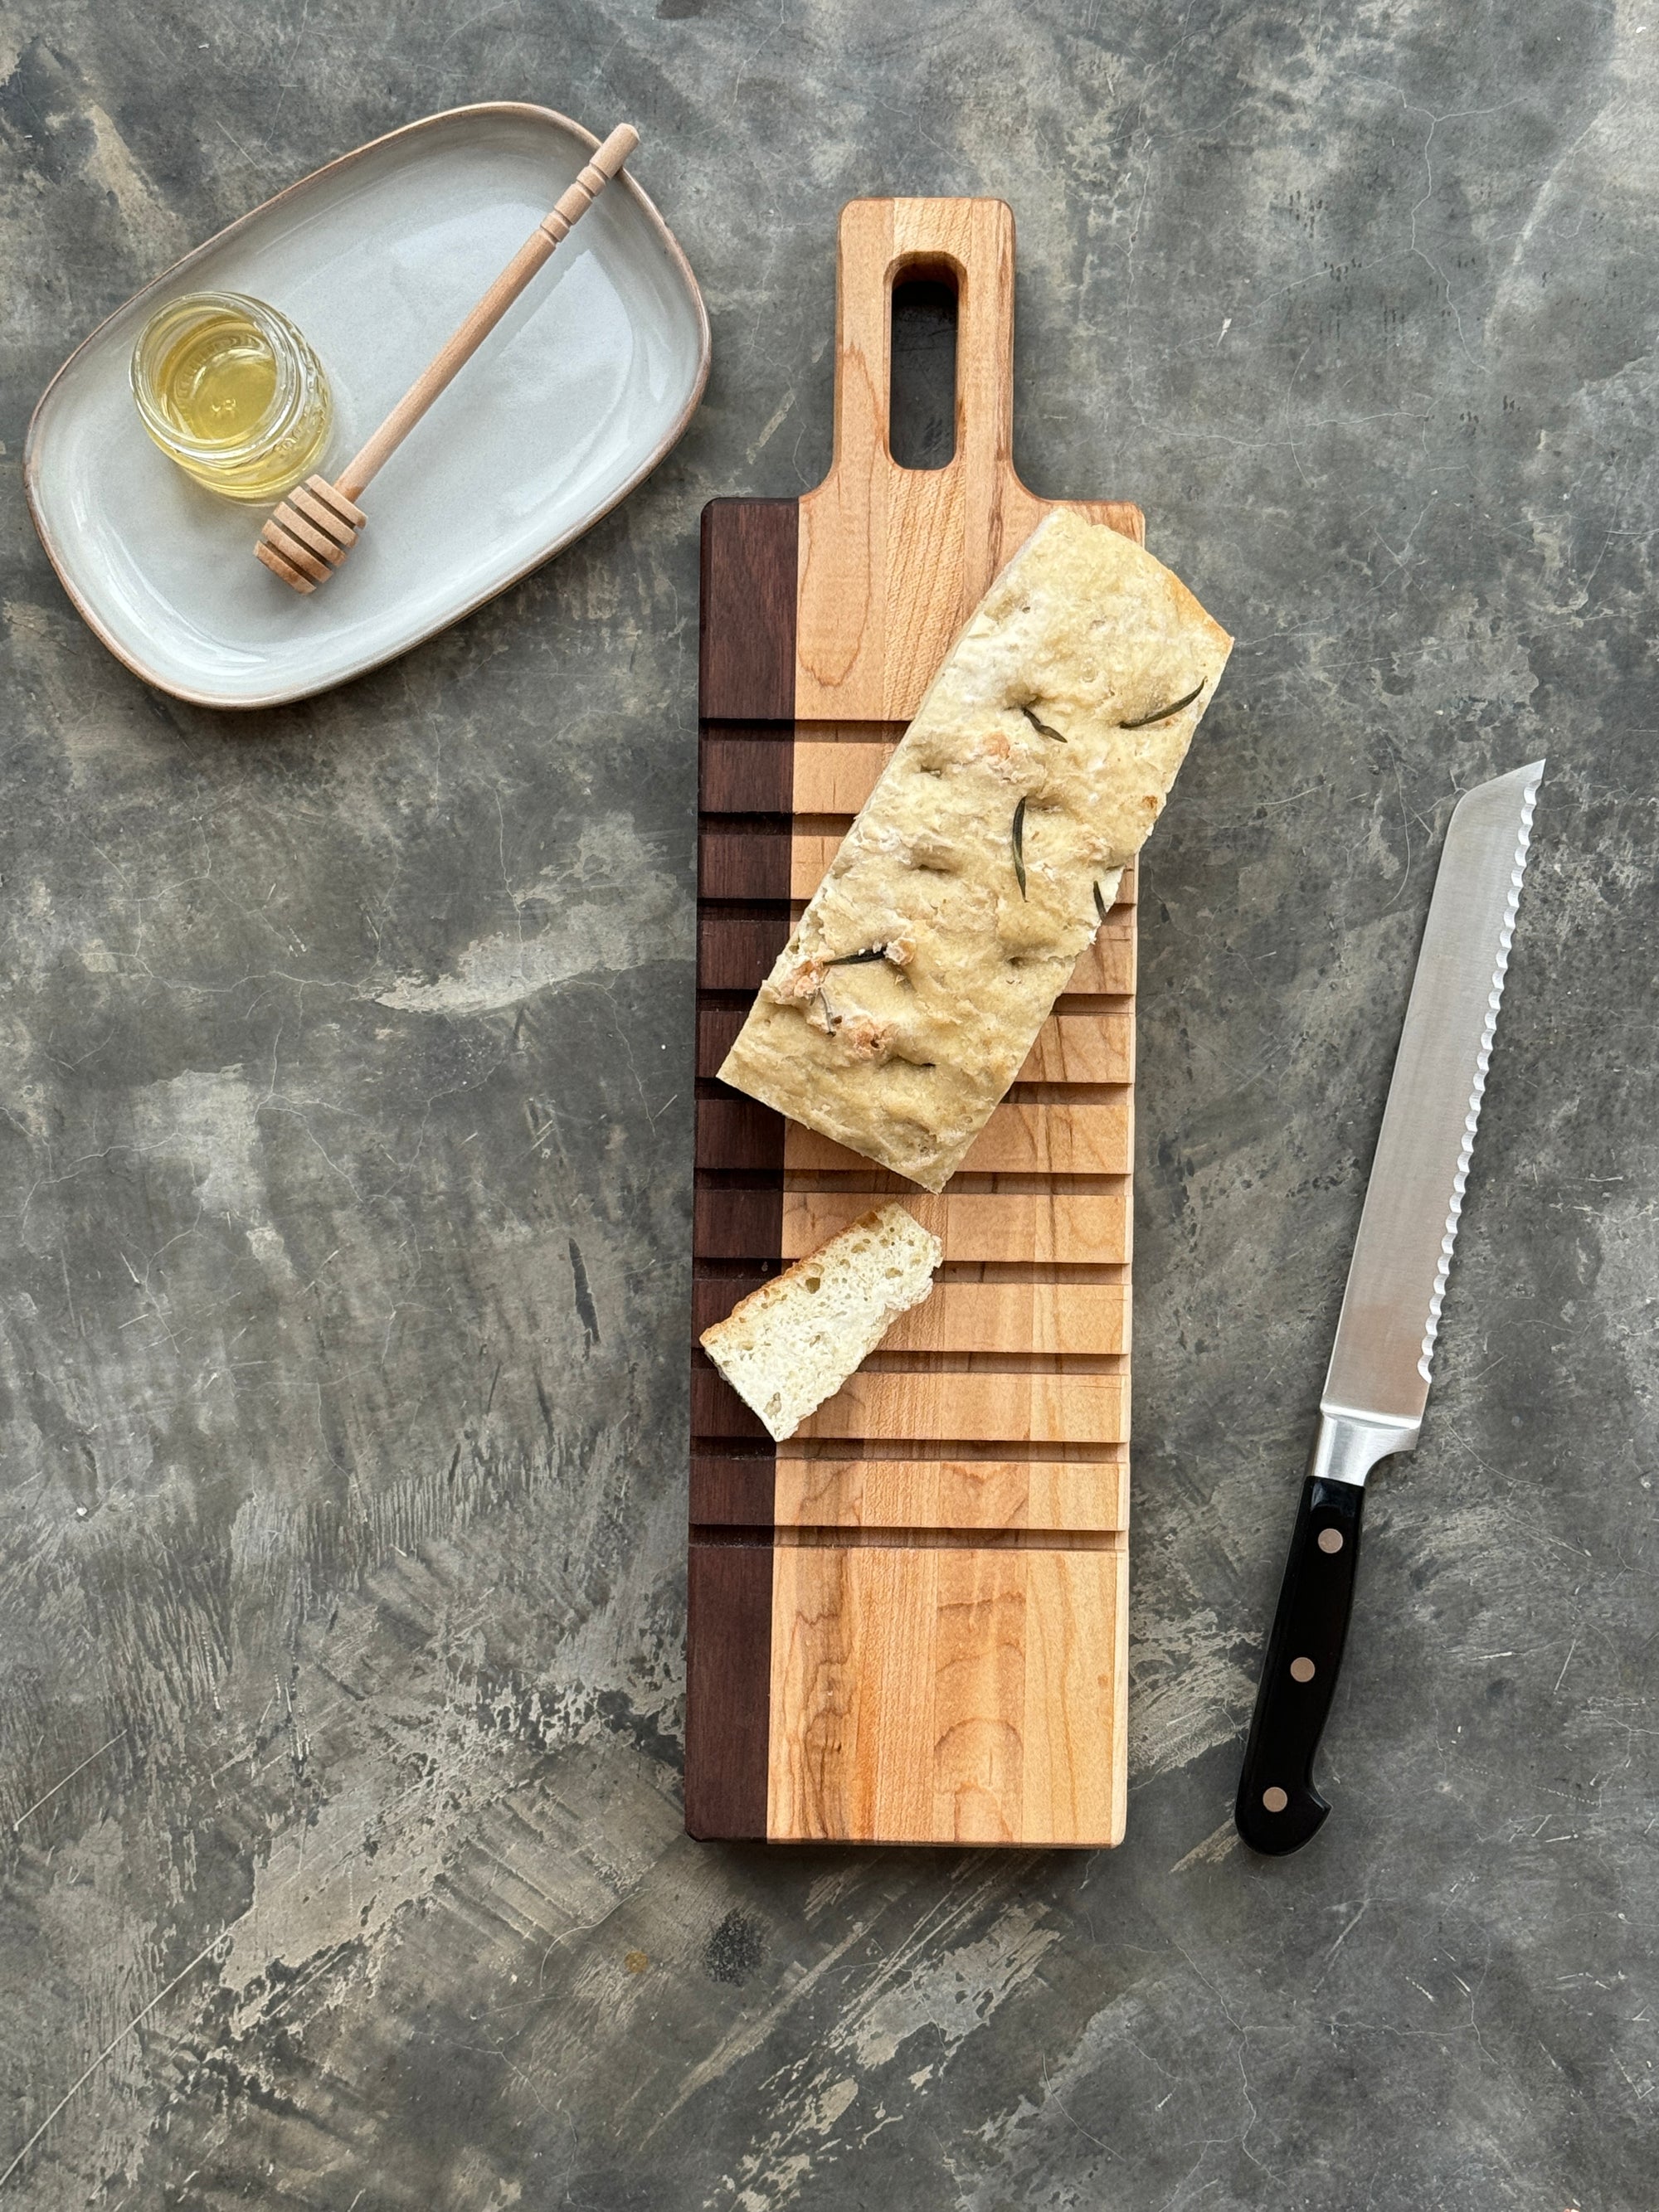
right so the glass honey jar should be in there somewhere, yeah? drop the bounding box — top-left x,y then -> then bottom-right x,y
130,290 -> 333,503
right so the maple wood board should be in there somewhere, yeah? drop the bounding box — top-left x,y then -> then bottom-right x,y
685,197 -> 1145,1849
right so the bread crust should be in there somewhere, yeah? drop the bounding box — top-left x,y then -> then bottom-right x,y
718,512 -> 1233,1189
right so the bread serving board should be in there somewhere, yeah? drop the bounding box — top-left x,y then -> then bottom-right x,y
686,199 -> 1144,1848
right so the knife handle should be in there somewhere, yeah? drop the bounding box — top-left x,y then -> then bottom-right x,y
1234,1473 -> 1365,1855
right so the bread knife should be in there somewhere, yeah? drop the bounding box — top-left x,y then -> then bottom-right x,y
1234,760 -> 1545,1855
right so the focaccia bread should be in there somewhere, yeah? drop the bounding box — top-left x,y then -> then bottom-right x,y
700,1203 -> 942,1441
718,510 -> 1233,1189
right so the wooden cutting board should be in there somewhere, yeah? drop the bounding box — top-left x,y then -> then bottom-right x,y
686,198 -> 1145,1848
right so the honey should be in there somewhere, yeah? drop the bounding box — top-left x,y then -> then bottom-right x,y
131,291 -> 332,503
157,307 -> 278,439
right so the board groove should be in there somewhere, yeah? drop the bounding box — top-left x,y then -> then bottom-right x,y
774,1526 -> 1126,1552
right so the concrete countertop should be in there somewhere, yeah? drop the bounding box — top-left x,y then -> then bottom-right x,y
0,3 -> 1652,2206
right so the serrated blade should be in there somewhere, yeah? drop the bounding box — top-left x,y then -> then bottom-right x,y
1321,760 -> 1544,1434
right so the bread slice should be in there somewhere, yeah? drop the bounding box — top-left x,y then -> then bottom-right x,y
699,1203 -> 942,1441
718,510 -> 1233,1189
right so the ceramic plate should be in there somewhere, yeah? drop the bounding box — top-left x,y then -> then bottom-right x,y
25,104 -> 710,709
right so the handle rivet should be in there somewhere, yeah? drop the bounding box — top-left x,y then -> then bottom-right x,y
1262,1786 -> 1289,1813
1290,1656 -> 1316,1683
1317,1528 -> 1344,1553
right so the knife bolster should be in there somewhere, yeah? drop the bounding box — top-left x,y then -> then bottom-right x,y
1311,1405 -> 1419,1488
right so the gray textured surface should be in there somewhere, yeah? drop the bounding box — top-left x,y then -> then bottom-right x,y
0,2 -> 1653,2205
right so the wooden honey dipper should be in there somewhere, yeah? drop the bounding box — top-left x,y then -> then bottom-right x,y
256,122 -> 640,594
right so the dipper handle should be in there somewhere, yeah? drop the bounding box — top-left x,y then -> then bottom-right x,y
337,122 -> 639,502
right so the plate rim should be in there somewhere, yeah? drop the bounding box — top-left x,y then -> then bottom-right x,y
22,100 -> 713,713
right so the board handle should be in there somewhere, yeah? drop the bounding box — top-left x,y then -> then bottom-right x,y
829,197 -> 1017,486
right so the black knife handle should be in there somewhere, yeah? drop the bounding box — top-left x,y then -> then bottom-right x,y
1234,1474 -> 1365,1855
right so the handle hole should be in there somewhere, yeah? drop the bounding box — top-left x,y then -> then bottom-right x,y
888,272 -> 958,472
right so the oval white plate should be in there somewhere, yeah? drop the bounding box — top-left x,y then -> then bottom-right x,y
24,104 -> 710,710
